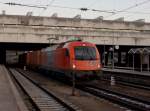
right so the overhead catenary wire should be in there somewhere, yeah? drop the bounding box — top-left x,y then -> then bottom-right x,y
39,0 -> 56,16
0,1 -> 115,14
32,0 -> 42,13
122,10 -> 150,15
0,1 -> 150,17
87,0 -> 99,8
105,0 -> 150,18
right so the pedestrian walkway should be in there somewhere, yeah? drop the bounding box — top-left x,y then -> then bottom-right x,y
0,65 -> 28,111
102,68 -> 150,77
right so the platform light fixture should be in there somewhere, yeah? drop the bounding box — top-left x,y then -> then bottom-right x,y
115,45 -> 119,50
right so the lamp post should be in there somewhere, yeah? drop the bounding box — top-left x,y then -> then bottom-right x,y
102,40 -> 108,67
109,47 -> 114,69
113,45 -> 115,69
148,54 -> 149,72
115,45 -> 119,67
72,71 -> 76,96
103,41 -> 106,67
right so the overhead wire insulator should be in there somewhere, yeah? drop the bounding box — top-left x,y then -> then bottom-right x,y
5,2 -> 14,5
80,8 -> 88,11
5,2 -> 46,9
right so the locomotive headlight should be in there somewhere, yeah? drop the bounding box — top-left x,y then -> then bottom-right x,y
73,64 -> 76,69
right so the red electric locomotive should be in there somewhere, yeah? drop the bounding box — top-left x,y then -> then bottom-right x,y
25,40 -> 102,78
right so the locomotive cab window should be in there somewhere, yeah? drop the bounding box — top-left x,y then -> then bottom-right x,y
75,46 -> 96,60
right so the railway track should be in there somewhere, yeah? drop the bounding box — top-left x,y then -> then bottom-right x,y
114,80 -> 150,91
8,68 -> 80,111
99,78 -> 150,91
78,84 -> 150,111
101,72 -> 150,88
13,68 -> 150,111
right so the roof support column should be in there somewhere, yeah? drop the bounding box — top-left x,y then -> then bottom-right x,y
148,55 -> 149,72
132,54 -> 134,71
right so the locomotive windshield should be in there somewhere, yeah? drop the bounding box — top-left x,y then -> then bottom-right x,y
75,46 -> 96,60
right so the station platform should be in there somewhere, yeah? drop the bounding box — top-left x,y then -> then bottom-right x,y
102,68 -> 150,77
0,65 -> 28,111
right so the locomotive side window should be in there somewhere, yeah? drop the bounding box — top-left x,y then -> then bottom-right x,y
65,49 -> 69,57
75,46 -> 96,60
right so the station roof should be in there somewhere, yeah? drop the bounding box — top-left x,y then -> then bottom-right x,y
128,48 -> 150,54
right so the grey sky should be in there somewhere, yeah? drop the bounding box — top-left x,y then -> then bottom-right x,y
0,0 -> 150,22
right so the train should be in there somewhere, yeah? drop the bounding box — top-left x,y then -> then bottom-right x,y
19,40 -> 102,79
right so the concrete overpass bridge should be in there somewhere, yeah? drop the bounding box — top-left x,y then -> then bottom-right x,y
0,14 -> 150,66
0,14 -> 150,46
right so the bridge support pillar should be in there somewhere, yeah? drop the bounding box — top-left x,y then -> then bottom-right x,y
0,49 -> 6,64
